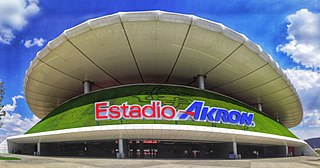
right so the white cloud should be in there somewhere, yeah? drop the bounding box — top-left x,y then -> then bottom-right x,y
281,10 -> 320,137
277,9 -> 320,68
284,68 -> 320,90
24,37 -> 45,48
285,69 -> 320,139
290,127 -> 320,140
0,28 -> 15,44
284,69 -> 320,112
302,109 -> 320,127
0,0 -> 40,44
1,95 -> 24,112
0,95 -> 40,143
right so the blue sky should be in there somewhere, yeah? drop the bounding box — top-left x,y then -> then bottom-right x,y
0,0 -> 320,140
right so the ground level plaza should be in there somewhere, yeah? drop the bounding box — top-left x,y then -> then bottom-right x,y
1,155 -> 320,168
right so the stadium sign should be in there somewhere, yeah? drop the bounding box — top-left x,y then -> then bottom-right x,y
95,100 -> 255,127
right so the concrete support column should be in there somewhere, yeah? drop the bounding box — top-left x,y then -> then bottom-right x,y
139,141 -> 144,158
255,103 -> 262,111
37,141 -> 41,156
285,144 -> 289,157
233,141 -> 238,159
83,81 -> 92,94
276,112 -> 280,122
118,139 -> 124,159
196,75 -> 206,90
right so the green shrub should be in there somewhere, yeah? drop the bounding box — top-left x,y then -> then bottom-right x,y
0,156 -> 20,160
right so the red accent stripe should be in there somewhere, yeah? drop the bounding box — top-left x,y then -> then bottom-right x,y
179,111 -> 195,116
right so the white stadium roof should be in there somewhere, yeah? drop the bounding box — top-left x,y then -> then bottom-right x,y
24,11 -> 302,128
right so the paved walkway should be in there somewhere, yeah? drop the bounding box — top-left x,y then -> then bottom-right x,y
0,154 -> 319,168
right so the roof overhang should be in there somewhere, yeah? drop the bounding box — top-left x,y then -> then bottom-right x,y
7,124 -> 307,147
24,11 -> 303,128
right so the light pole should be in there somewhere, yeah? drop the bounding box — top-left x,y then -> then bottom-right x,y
0,111 -> 6,128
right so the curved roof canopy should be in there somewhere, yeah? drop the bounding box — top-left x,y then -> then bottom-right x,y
25,11 -> 302,128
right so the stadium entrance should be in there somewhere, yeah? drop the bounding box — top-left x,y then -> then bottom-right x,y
12,139 -> 290,159
127,140 -> 213,159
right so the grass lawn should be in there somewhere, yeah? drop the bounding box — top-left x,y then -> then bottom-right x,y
26,84 -> 297,139
0,156 -> 20,160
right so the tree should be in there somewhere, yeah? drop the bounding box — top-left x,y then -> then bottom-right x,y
0,82 -> 5,128
0,81 -> 4,104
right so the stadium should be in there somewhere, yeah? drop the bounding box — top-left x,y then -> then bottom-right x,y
1,11 -> 317,159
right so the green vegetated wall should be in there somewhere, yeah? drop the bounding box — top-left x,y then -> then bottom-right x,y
26,84 -> 297,138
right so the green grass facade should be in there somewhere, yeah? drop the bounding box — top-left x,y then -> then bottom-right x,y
26,84 -> 297,138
